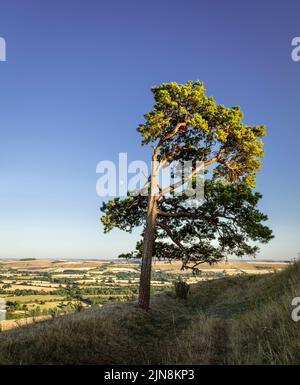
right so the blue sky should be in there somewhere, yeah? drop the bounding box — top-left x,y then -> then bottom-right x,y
0,0 -> 299,260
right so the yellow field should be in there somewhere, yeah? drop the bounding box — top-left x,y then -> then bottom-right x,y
2,295 -> 64,303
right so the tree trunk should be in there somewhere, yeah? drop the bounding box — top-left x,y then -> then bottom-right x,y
138,160 -> 157,310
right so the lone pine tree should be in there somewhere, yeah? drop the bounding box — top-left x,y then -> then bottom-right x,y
101,81 -> 273,310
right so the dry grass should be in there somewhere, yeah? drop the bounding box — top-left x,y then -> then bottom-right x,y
0,262 -> 299,365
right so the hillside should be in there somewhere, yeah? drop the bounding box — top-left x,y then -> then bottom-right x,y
0,261 -> 299,365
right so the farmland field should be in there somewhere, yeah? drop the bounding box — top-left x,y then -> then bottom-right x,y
0,258 -> 289,330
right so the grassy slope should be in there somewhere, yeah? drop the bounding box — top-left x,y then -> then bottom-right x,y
0,262 -> 300,365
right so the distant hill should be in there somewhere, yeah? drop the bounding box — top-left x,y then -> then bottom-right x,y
0,262 -> 300,364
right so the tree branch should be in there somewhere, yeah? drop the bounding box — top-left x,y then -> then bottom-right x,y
157,222 -> 188,257
160,122 -> 187,143
157,208 -> 200,219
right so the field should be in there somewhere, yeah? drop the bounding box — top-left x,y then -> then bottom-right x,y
0,258 -> 289,330
0,260 -> 298,365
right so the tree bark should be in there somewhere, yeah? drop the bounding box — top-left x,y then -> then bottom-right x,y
138,159 -> 158,310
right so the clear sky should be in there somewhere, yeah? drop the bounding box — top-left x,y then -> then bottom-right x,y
0,0 -> 299,260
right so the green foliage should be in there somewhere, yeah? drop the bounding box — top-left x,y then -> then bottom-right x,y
101,180 -> 273,268
137,80 -> 265,187
101,196 -> 147,233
